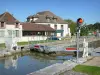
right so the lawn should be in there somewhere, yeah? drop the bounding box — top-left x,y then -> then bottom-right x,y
18,40 -> 56,45
73,65 -> 100,75
0,43 -> 6,48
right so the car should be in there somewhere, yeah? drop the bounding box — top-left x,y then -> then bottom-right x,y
30,44 -> 50,53
47,36 -> 59,40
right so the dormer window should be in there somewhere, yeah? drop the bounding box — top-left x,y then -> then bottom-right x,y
47,18 -> 50,22
27,18 -> 30,22
1,22 -> 4,27
48,24 -> 50,27
15,22 -> 19,28
46,15 -> 50,22
53,17 -> 57,22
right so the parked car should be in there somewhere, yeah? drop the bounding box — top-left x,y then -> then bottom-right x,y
30,44 -> 50,53
47,36 -> 60,40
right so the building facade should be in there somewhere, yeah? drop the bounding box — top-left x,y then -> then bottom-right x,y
0,12 -> 56,43
0,12 -> 22,43
0,11 -> 71,43
27,11 -> 71,37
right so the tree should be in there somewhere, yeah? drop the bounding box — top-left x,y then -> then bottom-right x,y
80,26 -> 89,36
64,19 -> 77,35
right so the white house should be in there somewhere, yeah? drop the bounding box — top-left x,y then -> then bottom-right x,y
0,12 -> 22,43
0,12 -> 55,43
27,11 -> 71,37
0,11 -> 71,44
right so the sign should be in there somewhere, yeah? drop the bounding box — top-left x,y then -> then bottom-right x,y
77,18 -> 83,26
66,47 -> 77,51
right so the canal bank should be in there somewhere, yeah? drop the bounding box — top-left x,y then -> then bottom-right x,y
0,38 -> 100,75
27,56 -> 93,75
0,46 -> 30,58
0,51 -> 73,75
0,37 -> 100,58
28,46 -> 100,75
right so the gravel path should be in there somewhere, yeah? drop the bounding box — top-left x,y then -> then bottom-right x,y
59,70 -> 87,75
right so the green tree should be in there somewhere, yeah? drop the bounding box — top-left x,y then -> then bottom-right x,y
64,19 -> 77,35
80,26 -> 89,36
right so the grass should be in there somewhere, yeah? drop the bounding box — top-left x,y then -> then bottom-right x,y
18,40 -> 56,45
73,65 -> 100,75
0,40 -> 57,48
0,43 -> 6,48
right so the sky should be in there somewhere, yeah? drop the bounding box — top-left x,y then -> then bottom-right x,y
0,0 -> 100,24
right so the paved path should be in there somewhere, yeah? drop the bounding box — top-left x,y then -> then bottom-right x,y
27,58 -> 89,75
59,70 -> 87,75
82,56 -> 100,67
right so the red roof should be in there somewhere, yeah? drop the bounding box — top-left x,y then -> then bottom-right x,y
21,22 -> 55,32
0,12 -> 19,24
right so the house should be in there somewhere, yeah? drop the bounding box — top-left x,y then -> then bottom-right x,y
0,12 -> 56,43
20,22 -> 55,41
21,22 -> 55,36
0,12 -> 22,43
0,11 -> 71,43
27,11 -> 71,37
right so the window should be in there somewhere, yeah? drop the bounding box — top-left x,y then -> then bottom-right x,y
16,30 -> 19,37
46,16 -> 50,22
54,19 -> 57,22
15,22 -> 19,28
61,25 -> 63,29
54,25 -> 57,30
53,17 -> 57,22
47,18 -> 50,22
1,22 -> 4,27
8,30 -> 12,37
48,24 -> 50,27
27,18 -> 30,22
0,30 -> 5,37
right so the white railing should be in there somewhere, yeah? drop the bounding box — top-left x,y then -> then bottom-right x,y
0,36 -> 48,44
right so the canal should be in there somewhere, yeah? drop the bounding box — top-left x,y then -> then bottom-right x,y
0,40 -> 100,75
0,51 -> 74,75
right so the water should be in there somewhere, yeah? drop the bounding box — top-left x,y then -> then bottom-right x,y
0,52 -> 74,75
0,40 -> 100,75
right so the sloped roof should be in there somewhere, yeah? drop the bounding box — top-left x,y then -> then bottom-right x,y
27,11 -> 67,24
0,12 -> 19,24
21,22 -> 55,32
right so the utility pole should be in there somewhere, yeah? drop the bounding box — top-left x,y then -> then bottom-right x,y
76,18 -> 83,63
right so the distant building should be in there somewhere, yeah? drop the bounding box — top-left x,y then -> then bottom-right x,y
27,11 -> 71,37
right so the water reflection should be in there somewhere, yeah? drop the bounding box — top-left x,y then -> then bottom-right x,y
0,40 -> 99,75
0,52 -> 71,75
4,55 -> 18,69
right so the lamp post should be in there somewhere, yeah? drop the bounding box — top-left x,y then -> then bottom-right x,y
76,18 -> 83,63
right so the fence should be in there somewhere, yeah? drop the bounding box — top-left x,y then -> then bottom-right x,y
0,36 -> 48,44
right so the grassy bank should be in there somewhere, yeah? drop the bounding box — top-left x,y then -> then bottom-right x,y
0,40 -> 57,48
73,65 -> 100,75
